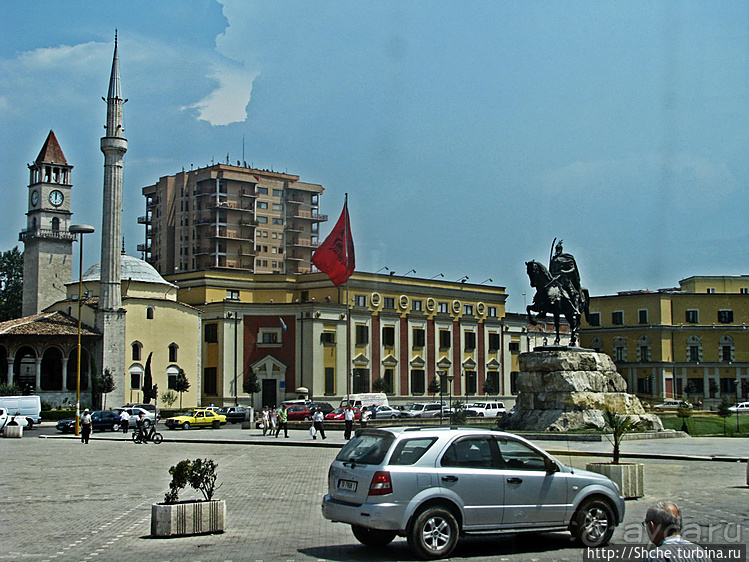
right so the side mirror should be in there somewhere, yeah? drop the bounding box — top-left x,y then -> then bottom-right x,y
544,457 -> 559,474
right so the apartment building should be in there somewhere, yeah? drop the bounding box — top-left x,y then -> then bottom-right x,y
580,275 -> 749,406
140,163 -> 326,276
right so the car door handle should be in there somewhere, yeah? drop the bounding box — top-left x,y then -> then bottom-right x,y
507,477 -> 523,484
441,475 -> 459,482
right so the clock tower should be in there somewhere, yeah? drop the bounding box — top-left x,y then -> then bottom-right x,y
20,130 -> 75,316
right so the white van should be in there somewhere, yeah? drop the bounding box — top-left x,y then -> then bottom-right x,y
339,393 -> 389,409
0,395 -> 42,426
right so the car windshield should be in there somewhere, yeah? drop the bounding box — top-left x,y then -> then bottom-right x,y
330,408 -> 345,415
409,404 -> 425,411
471,403 -> 486,408
335,432 -> 395,465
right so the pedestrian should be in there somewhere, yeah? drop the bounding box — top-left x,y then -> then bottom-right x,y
275,405 -> 288,438
360,406 -> 370,428
313,407 -> 326,440
643,501 -> 712,562
80,409 -> 92,444
344,405 -> 355,439
269,406 -> 278,436
119,408 -> 130,434
261,406 -> 269,436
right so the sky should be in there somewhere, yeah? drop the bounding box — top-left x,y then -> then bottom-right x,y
1,1 -> 748,312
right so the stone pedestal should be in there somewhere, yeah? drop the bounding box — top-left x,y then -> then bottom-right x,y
151,500 -> 225,537
502,348 -> 663,432
586,462 -> 644,499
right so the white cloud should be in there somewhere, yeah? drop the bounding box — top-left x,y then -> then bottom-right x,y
181,62 -> 259,126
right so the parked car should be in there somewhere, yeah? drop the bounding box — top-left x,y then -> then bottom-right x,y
164,409 -> 227,429
285,405 -> 314,421
371,405 -> 401,419
56,410 -> 122,433
113,407 -> 157,427
729,402 -> 749,413
325,407 -> 360,421
307,402 -> 335,415
218,406 -> 249,423
654,400 -> 693,410
400,402 -> 445,418
0,407 -> 31,431
465,401 -> 507,417
322,426 -> 625,559
122,403 -> 161,420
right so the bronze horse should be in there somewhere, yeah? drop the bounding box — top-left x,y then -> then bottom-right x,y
525,260 -> 590,347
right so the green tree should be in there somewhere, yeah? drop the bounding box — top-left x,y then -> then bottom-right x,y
0,383 -> 22,396
142,353 -> 153,404
242,369 -> 261,395
174,369 -> 191,410
450,401 -> 467,425
0,247 -> 23,321
160,390 -> 178,408
372,376 -> 389,394
427,377 -> 440,397
599,408 -> 639,464
92,368 -> 117,410
483,378 -> 498,396
717,397 -> 733,436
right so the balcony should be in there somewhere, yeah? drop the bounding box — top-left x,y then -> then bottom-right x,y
137,215 -> 151,224
209,228 -> 252,241
292,238 -> 320,249
291,209 -> 327,222
136,243 -> 151,253
286,194 -> 304,204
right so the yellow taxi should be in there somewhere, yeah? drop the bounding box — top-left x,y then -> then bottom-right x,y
164,409 -> 227,430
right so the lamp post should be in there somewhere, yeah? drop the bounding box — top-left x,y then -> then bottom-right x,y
447,372 -> 454,424
437,370 -> 445,425
70,224 -> 95,436
736,379 -> 740,434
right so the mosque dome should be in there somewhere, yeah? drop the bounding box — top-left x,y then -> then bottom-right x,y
82,254 -> 176,287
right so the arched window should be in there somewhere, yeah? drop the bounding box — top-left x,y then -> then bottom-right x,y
686,335 -> 702,362
146,306 -> 155,320
719,335 -> 734,362
131,341 -> 142,361
590,337 -> 604,353
167,365 -> 180,390
637,336 -> 651,362
168,343 -> 178,363
613,337 -> 627,363
51,217 -> 60,231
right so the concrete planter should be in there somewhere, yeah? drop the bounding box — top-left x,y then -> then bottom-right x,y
151,500 -> 226,537
3,425 -> 23,438
586,462 -> 644,499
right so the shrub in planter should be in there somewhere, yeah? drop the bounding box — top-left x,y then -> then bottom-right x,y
152,458 -> 225,537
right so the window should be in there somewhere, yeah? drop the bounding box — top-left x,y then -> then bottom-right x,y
614,337 -> 627,362
687,378 -> 704,394
272,218 -> 283,225
382,326 -> 395,347
383,297 -> 395,309
706,287 -> 715,294
588,312 -> 601,326
465,371 -> 477,395
412,328 -> 425,348
741,288 -> 749,295
488,333 -> 500,352
686,310 -> 699,324
204,323 -> 218,343
718,310 -> 734,324
509,341 -> 520,353
257,201 -> 268,209
464,304 -> 474,315
485,371 -> 500,395
720,378 -> 737,394
260,329 -> 281,344
352,369 -> 369,393
204,367 -> 217,395
383,368 -> 394,394
320,332 -> 336,345
410,369 -> 425,394
687,336 -> 702,362
389,438 -> 438,466
487,306 -> 498,318
439,329 -> 451,349
464,331 -> 476,351
130,371 -> 142,390
412,300 -> 423,312
497,438 -> 548,471
612,311 -> 623,325
719,336 -> 734,362
721,345 -> 732,362
226,289 -> 239,300
273,189 -> 283,197
146,306 -> 155,320
167,367 -> 179,390
325,367 -> 335,395
257,216 -> 268,224
354,294 -> 367,307
256,187 -> 268,195
168,343 -> 178,363
441,437 -> 494,469
438,302 -> 449,314
131,342 -> 142,361
355,325 -> 369,345
510,371 -> 519,394
638,309 -> 648,324
272,203 -> 284,211
51,217 -> 60,231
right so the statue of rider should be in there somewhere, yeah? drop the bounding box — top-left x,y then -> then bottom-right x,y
549,240 -> 581,314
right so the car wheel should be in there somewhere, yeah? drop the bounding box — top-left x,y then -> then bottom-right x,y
408,506 -> 459,560
142,419 -> 152,428
112,423 -> 119,432
571,498 -> 615,547
351,525 -> 396,547
212,420 -> 221,429
182,422 -> 190,430
391,414 -> 399,419
304,416 -> 310,421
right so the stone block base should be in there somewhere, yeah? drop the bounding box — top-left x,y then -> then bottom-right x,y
586,462 -> 644,499
3,425 -> 23,438
151,500 -> 226,537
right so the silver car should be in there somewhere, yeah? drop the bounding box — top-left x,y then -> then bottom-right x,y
322,426 -> 624,559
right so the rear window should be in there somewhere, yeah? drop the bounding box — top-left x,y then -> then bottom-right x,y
335,432 -> 395,465
388,437 -> 437,466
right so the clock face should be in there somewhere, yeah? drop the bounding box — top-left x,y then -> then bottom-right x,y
31,190 -> 39,207
49,190 -> 64,207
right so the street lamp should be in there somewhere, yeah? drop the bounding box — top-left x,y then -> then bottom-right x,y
70,224 -> 95,436
447,372 -> 454,424
736,379 -> 740,434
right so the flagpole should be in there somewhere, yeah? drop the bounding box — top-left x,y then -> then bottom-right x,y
344,193 -> 351,408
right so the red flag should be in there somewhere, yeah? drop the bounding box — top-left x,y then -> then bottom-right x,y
312,201 -> 355,285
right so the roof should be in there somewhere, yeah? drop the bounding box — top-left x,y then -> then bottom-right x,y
0,312 -> 100,337
35,130 -> 68,165
82,255 -> 175,287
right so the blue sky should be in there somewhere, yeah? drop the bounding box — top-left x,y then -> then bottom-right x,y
1,1 -> 748,312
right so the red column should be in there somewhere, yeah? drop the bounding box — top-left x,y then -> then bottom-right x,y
452,321 -> 462,395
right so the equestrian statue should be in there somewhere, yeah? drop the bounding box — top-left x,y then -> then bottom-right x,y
525,239 -> 590,347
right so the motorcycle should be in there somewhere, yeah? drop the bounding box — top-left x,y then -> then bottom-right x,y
132,424 -> 163,444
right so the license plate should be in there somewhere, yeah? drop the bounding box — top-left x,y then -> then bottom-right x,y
338,479 -> 357,492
